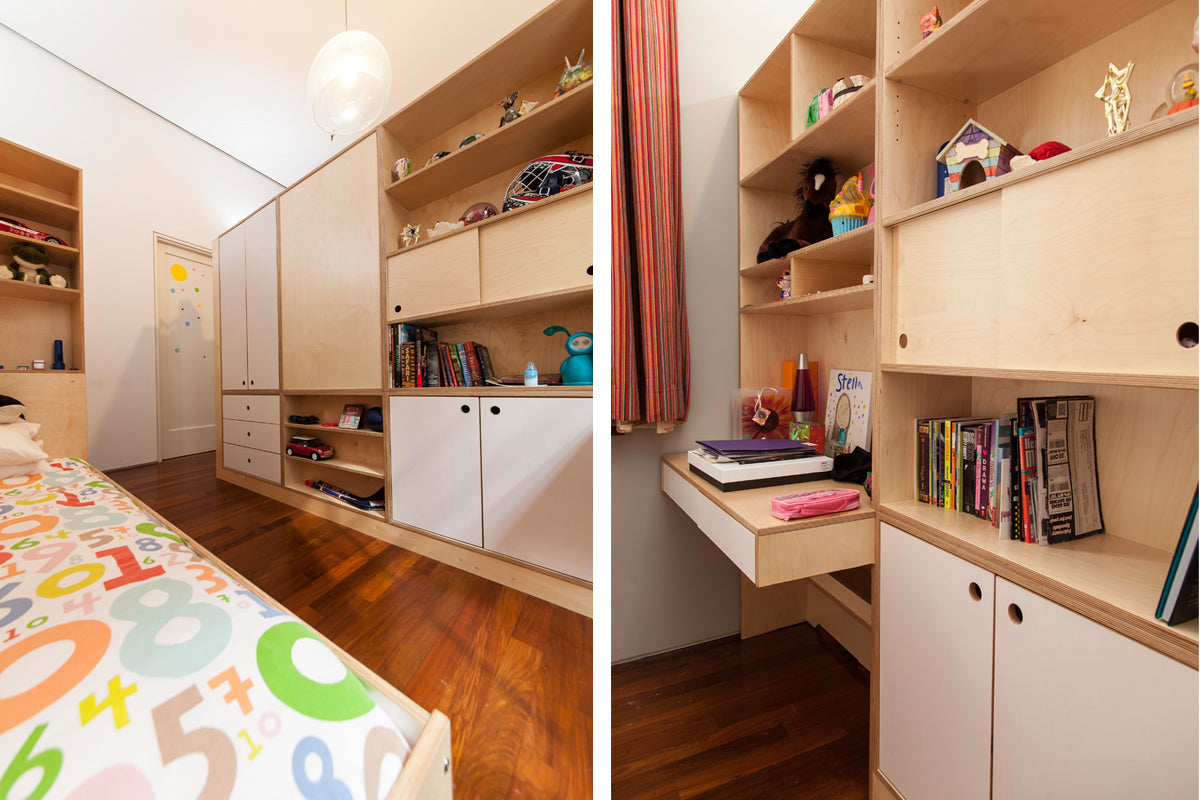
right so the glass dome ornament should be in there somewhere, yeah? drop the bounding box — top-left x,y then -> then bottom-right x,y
308,29 -> 391,136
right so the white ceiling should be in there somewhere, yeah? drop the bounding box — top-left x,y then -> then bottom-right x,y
1,0 -> 553,187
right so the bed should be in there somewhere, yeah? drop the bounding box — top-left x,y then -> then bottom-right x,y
0,394 -> 452,799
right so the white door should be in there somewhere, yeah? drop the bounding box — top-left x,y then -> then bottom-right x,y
218,223 -> 248,390
480,397 -> 592,581
243,202 -> 279,390
155,234 -> 215,459
388,396 -> 483,547
993,579 -> 1199,800
877,523 -> 994,800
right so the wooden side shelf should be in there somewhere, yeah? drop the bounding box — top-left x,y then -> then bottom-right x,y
287,479 -> 386,522
742,283 -> 874,316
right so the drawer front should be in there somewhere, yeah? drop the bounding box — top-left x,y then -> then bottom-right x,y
479,189 -> 592,303
222,394 -> 280,424
223,442 -> 281,484
386,228 -> 480,321
222,419 -> 279,453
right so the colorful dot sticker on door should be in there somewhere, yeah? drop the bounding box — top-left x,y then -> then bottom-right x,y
170,264 -> 187,282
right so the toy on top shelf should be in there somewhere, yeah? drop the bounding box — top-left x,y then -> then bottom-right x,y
777,269 -> 791,300
5,243 -> 66,286
1010,140 -> 1072,171
543,325 -> 593,385
830,76 -> 868,110
498,92 -> 540,126
0,216 -> 65,245
555,50 -> 592,97
829,172 -> 872,235
1095,61 -> 1135,136
392,157 -> 411,181
756,158 -> 837,263
920,6 -> 942,38
460,202 -> 498,225
935,119 -> 1022,194
1167,64 -> 1199,115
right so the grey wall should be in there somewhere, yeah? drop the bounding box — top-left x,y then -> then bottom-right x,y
611,1 -> 811,663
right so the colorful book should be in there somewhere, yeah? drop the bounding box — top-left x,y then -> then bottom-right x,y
455,343 -> 473,387
916,418 -> 932,504
824,368 -> 872,458
1158,488 -> 1199,626
463,342 -> 485,385
476,344 -> 496,383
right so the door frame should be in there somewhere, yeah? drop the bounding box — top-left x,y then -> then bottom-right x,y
152,232 -> 215,462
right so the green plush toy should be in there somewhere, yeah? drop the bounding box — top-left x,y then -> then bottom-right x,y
7,242 -> 64,287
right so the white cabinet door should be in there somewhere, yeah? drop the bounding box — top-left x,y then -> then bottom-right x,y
219,223 -> 247,391
479,397 -> 592,581
878,523 -> 994,800
993,579 -> 1199,800
243,202 -> 278,391
388,396 -> 482,547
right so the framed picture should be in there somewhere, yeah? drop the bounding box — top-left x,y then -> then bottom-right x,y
339,404 -> 364,430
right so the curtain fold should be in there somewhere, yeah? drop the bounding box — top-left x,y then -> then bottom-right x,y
612,0 -> 690,428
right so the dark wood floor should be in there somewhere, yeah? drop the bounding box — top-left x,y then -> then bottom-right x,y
611,624 -> 870,800
108,452 -> 592,800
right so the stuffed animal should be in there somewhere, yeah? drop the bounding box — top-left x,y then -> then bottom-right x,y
756,158 -> 838,263
6,243 -> 61,286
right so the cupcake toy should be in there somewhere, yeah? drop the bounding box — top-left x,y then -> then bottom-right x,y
829,172 -> 872,235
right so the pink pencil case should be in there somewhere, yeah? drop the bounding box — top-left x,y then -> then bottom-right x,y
770,488 -> 860,520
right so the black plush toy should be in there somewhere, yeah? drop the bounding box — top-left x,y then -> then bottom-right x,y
756,157 -> 838,263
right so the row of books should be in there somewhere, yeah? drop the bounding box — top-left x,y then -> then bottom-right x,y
387,323 -> 496,388
916,395 -> 1104,546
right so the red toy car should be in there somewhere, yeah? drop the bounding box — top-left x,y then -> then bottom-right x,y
0,216 -> 65,245
285,436 -> 334,460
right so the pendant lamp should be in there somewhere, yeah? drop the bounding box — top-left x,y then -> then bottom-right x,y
308,2 -> 391,136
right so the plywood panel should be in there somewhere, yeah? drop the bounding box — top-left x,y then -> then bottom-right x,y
479,188 -> 592,303
386,228 -> 480,320
0,372 -> 86,458
279,135 -> 382,390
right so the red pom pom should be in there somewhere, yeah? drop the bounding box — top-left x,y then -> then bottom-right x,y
1029,141 -> 1071,161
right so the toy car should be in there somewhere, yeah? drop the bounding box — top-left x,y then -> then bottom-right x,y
285,436 -> 334,460
0,216 -> 65,245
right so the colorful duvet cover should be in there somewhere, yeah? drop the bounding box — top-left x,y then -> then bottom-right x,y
0,458 -> 434,799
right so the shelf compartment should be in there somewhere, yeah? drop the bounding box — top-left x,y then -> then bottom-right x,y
879,502 -> 1198,668
283,422 -> 383,438
0,183 -> 79,231
393,285 -> 590,327
389,386 -> 592,398
741,223 -> 875,277
0,230 -> 80,268
384,82 -> 592,209
881,363 -> 1199,391
286,478 -> 385,522
885,0 -> 1178,104
883,120 -> 1198,379
284,455 -> 384,480
661,453 -> 875,587
0,280 -> 81,304
741,80 -> 878,191
742,284 -> 873,316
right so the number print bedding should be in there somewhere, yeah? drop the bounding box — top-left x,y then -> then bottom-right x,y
0,458 -> 427,799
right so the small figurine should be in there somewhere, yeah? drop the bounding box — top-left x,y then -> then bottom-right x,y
543,325 -> 593,386
400,224 -> 420,248
1095,61 -> 1135,136
518,100 -> 539,117
499,92 -> 521,126
459,202 -> 498,225
555,50 -> 593,97
425,151 -> 450,167
920,6 -> 942,38
1167,64 -> 1199,115
392,157 -> 410,181
459,133 -> 485,148
426,220 -> 465,238
777,269 -> 792,300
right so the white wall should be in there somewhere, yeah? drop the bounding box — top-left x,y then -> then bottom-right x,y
610,0 -> 810,663
0,26 -> 283,470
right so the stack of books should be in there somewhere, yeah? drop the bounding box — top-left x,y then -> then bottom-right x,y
916,396 -> 1104,546
688,439 -> 833,491
388,323 -> 498,388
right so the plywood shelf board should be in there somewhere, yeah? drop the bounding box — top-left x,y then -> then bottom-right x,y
0,231 -> 79,267
881,363 -> 1199,391
384,82 -> 592,208
284,456 -> 384,479
0,183 -> 79,230
286,480 -> 386,521
0,141 -> 80,203
393,284 -> 591,326
880,502 -> 1198,668
0,280 -> 81,304
388,385 -> 592,398
881,109 -> 1198,227
284,422 -> 384,438
742,283 -> 874,316
885,0 -> 1178,104
791,0 -> 877,59
741,224 -> 876,276
379,0 -> 591,148
741,81 -> 878,190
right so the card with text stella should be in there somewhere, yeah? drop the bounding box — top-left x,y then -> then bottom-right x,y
824,368 -> 873,457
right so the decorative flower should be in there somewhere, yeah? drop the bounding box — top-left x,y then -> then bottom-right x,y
740,388 -> 793,439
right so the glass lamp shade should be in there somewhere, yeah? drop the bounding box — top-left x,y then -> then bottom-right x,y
308,30 -> 392,135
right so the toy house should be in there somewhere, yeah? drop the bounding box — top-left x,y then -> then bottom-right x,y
936,117 -> 1023,193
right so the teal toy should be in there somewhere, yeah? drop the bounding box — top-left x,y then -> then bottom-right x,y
543,325 -> 593,385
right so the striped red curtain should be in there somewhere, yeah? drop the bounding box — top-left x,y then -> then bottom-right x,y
612,0 -> 690,428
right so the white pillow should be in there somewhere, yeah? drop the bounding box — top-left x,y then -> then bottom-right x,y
0,460 -> 47,480
0,421 -> 48,465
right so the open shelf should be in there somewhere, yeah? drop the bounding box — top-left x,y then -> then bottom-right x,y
0,183 -> 79,230
284,455 -> 384,480
883,109 -> 1198,226
880,501 -> 1197,667
741,223 -> 875,276
284,422 -> 384,438
287,479 -> 386,522
742,283 -> 874,316
392,285 -> 591,327
0,230 -> 79,268
741,80 -> 878,191
0,280 -> 81,304
885,0 -> 1178,103
881,363 -> 1199,391
384,82 -> 592,208
389,385 -> 591,398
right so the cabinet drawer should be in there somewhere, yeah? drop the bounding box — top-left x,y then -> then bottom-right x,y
479,190 -> 592,303
223,442 -> 281,484
386,228 -> 480,321
222,419 -> 279,453
222,394 -> 280,424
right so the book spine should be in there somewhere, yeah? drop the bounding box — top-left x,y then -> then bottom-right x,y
438,345 -> 455,387
916,419 -> 931,504
977,422 -> 990,520
448,345 -> 466,386
400,342 -> 417,388
464,342 -> 485,385
960,426 -> 976,514
455,344 -> 473,386
476,344 -> 496,383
